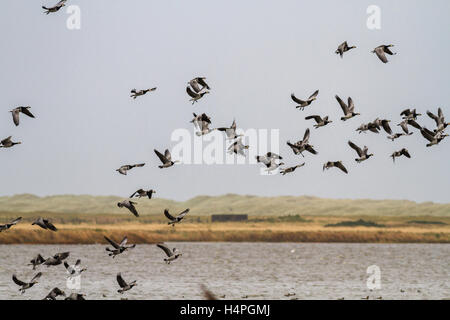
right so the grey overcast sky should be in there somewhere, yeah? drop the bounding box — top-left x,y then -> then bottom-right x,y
0,0 -> 449,203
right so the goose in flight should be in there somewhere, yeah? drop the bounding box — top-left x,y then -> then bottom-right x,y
256,153 -> 284,174
356,122 -> 380,134
398,119 -> 421,134
291,90 -> 319,110
280,163 -> 305,175
420,127 -> 448,147
164,208 -> 189,226
336,95 -> 360,121
287,128 -> 317,157
372,44 -> 396,63
42,0 -> 66,14
43,287 -> 66,300
130,189 -> 156,199
191,113 -> 211,130
387,132 -> 412,141
186,86 -> 209,104
427,108 -> 449,132
28,254 -> 46,270
154,149 -> 179,168
117,200 -> 139,217
130,87 -> 156,99
217,119 -> 242,139
195,118 -> 215,136
335,41 -> 356,58
12,272 -> 42,294
156,243 -> 182,264
0,217 -> 22,232
32,217 -> 57,231
188,77 -> 210,92
10,106 -> 35,126
116,163 -> 145,175
105,236 -> 136,258
228,138 -> 249,156
305,115 -> 332,128
348,141 -> 373,163
401,108 -> 421,120
0,136 -> 21,148
391,148 -> 411,163
43,252 -> 70,267
117,273 -> 137,294
323,161 -> 348,174
64,259 -> 87,276
65,293 -> 86,300
372,118 -> 392,134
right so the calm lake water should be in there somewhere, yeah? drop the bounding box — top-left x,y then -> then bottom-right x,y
0,243 -> 448,300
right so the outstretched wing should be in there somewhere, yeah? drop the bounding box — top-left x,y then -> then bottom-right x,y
348,141 -> 362,157
196,78 -> 210,90
426,111 -> 439,127
11,110 -> 20,126
186,86 -> 199,98
177,208 -> 190,219
120,236 -> 128,247
154,149 -> 168,164
31,272 -> 42,282
164,209 -> 176,221
156,243 -> 172,257
335,162 -> 348,174
189,80 -> 202,93
308,90 -> 319,100
164,149 -> 172,161
21,107 -> 35,118
375,47 -> 388,63
407,119 -> 422,130
303,128 -> 310,142
290,93 -> 305,104
401,149 -> 411,158
335,95 -> 348,114
116,273 -> 127,288
12,275 -> 26,286
10,217 -> 22,225
104,236 -> 120,249
382,120 -> 392,135
420,128 -> 435,142
305,115 -> 322,123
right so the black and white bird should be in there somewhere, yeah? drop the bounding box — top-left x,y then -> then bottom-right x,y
372,44 -> 396,63
32,217 -> 57,231
130,189 -> 156,199
195,117 -> 215,136
420,127 -> 448,147
256,152 -> 284,174
105,236 -> 136,258
217,119 -> 242,139
0,217 -> 22,232
42,0 -> 66,14
10,106 -> 35,126
117,200 -> 139,217
116,163 -> 145,175
305,115 -> 332,128
336,95 -> 360,121
400,108 -> 421,120
323,161 -> 348,174
427,108 -> 449,133
372,118 -> 392,134
0,136 -> 21,148
64,259 -> 87,276
186,86 -> 209,104
154,149 -> 179,168
291,90 -> 319,110
287,129 -> 317,157
280,163 -> 305,175
164,208 -> 189,226
156,243 -> 182,264
117,273 -> 137,294
348,141 -> 373,163
335,41 -> 356,58
228,138 -> 249,156
191,113 -> 211,130
391,148 -> 411,163
130,87 -> 156,99
188,77 -> 210,92
12,272 -> 42,294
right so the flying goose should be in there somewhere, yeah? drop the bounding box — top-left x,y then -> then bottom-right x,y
156,243 -> 182,264
256,153 -> 284,174
372,118 -> 392,134
348,141 -> 373,163
305,115 -> 332,128
164,208 -> 189,226
12,272 -> 42,294
188,77 -> 210,92
117,273 -> 137,294
32,217 -> 57,231
10,106 -> 35,126
286,128 -> 317,156
117,200 -> 139,217
130,189 -> 156,199
217,119 -> 242,139
186,86 -> 209,104
105,236 -> 136,258
356,123 -> 379,134
335,41 -> 356,58
195,118 -> 215,136
28,254 -> 46,270
42,0 -> 66,14
227,138 -> 249,156
0,217 -> 22,232
391,148 -> 411,163
372,44 -> 396,63
154,149 -> 179,168
116,163 -> 145,175
43,287 -> 66,300
336,95 -> 360,121
400,108 -> 421,120
420,127 -> 448,147
280,163 -> 305,175
323,161 -> 348,174
0,136 -> 21,148
65,293 -> 86,300
130,87 -> 156,99
398,119 -> 421,134
43,252 -> 70,266
387,132 -> 412,141
191,113 -> 211,130
291,90 -> 319,110
64,259 -> 87,276
427,108 -> 449,132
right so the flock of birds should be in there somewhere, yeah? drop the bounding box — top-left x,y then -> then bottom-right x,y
0,1 -> 449,300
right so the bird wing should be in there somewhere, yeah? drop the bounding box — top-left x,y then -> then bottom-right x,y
375,47 -> 388,63
382,120 -> 392,134
186,86 -> 199,98
401,149 -> 411,158
348,141 -> 363,157
290,93 -> 305,104
116,273 -> 127,288
438,108 -> 444,120
156,243 -> 172,257
335,95 -> 348,114
164,149 -> 172,161
189,80 -> 202,93
10,217 -> 22,225
407,119 -> 422,130
308,90 -> 319,100
305,115 -> 322,123
127,203 -> 139,217
305,145 -> 317,154
426,111 -> 439,126
177,208 -> 190,219
347,97 -> 355,112
196,78 -> 210,90
335,162 -> 348,173
11,110 -> 20,126
75,259 -> 81,267
164,209 -> 176,221
1,136 -> 12,144
104,236 -> 120,249
20,107 -> 35,118
31,272 -> 42,282
399,121 -> 409,134
154,149 -> 168,164
129,190 -> 138,198
303,128 -> 310,142
384,46 -> 395,55
12,275 -> 26,286
44,220 -> 57,231
420,128 -> 434,142
120,236 -> 128,247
